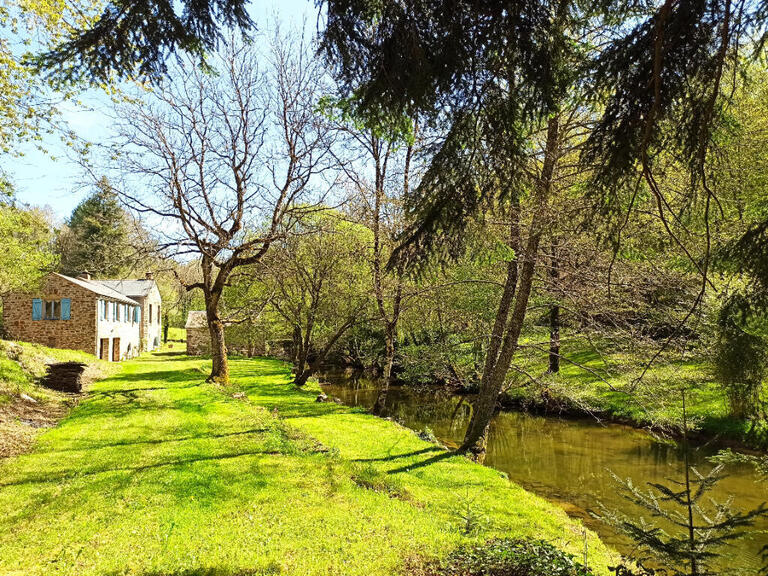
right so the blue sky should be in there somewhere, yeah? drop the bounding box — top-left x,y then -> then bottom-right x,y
5,0 -> 320,218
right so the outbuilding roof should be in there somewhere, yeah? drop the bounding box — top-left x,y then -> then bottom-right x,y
95,279 -> 156,298
56,273 -> 140,305
185,311 -> 208,329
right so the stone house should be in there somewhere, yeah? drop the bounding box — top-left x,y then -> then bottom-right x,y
185,310 -> 281,358
185,311 -> 210,356
2,272 -> 162,361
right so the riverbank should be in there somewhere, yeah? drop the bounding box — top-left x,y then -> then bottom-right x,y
318,368 -> 768,574
0,351 -> 617,575
389,329 -> 765,450
501,333 -> 765,449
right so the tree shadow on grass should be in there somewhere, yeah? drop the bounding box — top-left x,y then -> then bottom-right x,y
0,446 -> 282,487
106,567 -> 280,576
385,451 -> 458,475
352,446 -> 444,463
32,427 -> 271,455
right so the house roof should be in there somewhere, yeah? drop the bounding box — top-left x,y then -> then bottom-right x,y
185,311 -> 208,329
56,273 -> 140,305
95,279 -> 156,298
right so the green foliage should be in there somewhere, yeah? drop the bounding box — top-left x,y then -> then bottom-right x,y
600,391 -> 768,576
322,0 -> 581,269
0,0 -> 99,153
413,538 -> 595,576
35,0 -> 254,82
257,209 -> 374,370
713,296 -> 768,419
58,177 -> 136,277
601,464 -> 767,576
0,196 -> 57,295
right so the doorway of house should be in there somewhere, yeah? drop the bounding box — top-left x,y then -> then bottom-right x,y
99,338 -> 109,361
112,338 -> 121,362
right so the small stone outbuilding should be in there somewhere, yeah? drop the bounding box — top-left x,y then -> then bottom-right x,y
185,311 -> 210,356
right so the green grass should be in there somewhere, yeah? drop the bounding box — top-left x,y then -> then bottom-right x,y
509,331 -> 756,444
0,351 -> 617,576
166,326 -> 187,342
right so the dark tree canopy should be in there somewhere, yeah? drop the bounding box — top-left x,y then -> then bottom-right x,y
36,0 -> 254,82
583,0 -> 768,190
322,0 -> 768,268
322,0 -> 580,267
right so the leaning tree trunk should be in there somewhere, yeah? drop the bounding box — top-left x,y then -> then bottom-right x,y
293,318 -> 356,387
548,245 -> 560,374
460,116 -> 560,461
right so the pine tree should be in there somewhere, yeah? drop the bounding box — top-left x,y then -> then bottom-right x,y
58,177 -> 133,278
601,391 -> 768,576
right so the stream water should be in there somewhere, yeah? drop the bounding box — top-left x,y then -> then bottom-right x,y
319,369 -> 768,574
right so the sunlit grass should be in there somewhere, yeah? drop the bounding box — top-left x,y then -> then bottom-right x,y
511,329 -> 753,442
0,351 -> 616,576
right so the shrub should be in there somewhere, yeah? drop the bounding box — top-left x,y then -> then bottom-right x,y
412,538 -> 595,576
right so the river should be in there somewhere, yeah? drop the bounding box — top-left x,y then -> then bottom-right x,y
319,369 -> 768,574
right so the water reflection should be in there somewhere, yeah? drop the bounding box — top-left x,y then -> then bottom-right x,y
320,368 -> 768,574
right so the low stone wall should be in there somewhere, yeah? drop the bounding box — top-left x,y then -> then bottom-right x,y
40,362 -> 88,393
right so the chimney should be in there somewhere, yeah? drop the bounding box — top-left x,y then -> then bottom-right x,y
145,272 -> 154,280
78,271 -> 92,281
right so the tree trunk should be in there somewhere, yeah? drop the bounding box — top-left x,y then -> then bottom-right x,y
460,116 -> 560,461
163,314 -> 169,344
370,130 -> 410,416
202,256 -> 231,385
207,313 -> 229,384
373,322 -> 397,415
548,246 -> 560,374
293,318 -> 355,387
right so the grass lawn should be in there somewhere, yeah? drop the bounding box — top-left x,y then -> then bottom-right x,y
0,350 -> 616,576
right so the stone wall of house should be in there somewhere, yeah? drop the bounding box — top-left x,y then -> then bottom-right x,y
3,275 -> 98,355
138,285 -> 163,352
186,327 -> 211,356
96,304 -> 142,361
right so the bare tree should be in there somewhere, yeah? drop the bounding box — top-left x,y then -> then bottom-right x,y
111,30 -> 335,383
334,120 -> 417,413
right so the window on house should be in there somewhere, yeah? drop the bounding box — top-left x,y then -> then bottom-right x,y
44,300 -> 61,320
116,303 -> 121,322
157,305 -> 161,324
149,304 -> 153,324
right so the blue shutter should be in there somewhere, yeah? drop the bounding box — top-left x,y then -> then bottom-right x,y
61,298 -> 71,320
32,299 -> 42,321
